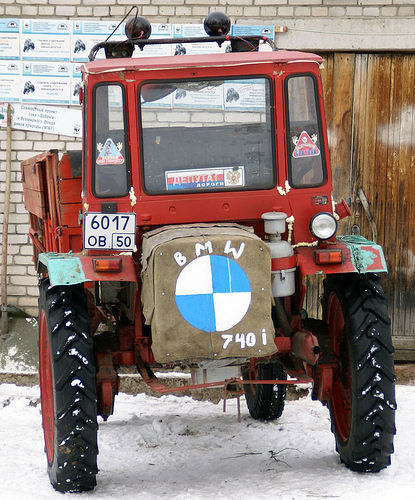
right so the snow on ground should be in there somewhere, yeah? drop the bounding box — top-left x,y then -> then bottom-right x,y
0,384 -> 414,500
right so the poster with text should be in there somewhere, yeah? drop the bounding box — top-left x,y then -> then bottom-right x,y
172,24 -> 229,55
223,79 -> 266,112
72,20 -> 124,62
0,102 -> 81,137
21,19 -> 71,61
133,24 -> 172,58
22,62 -> 71,104
141,89 -> 173,109
71,63 -> 82,106
232,25 -> 274,52
0,61 -> 21,102
0,19 -> 20,60
231,25 -> 274,40
173,82 -> 223,110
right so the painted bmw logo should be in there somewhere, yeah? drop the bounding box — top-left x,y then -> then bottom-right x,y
175,255 -> 251,332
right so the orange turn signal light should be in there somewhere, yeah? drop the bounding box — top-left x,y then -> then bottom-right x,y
93,258 -> 122,273
314,249 -> 342,265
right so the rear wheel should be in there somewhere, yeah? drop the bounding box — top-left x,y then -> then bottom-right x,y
39,280 -> 98,492
242,360 -> 287,420
324,274 -> 396,472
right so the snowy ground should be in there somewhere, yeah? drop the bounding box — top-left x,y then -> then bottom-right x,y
0,384 -> 414,500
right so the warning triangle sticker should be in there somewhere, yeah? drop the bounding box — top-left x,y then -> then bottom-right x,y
292,131 -> 320,158
96,138 -> 125,165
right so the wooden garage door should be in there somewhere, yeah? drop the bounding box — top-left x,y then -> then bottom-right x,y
319,53 -> 415,359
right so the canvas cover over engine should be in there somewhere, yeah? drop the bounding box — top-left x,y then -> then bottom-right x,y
141,224 -> 277,363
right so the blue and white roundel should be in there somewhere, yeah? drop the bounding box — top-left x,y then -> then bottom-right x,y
175,255 -> 251,332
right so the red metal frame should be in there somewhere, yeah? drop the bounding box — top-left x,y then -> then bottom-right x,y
96,351 -> 119,420
325,291 -> 351,441
39,309 -> 54,464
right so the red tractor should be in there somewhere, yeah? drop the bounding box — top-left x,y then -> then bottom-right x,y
21,12 -> 396,493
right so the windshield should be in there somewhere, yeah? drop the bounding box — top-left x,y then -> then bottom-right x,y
139,77 -> 275,194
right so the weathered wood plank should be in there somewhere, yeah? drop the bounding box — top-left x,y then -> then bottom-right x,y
307,52 -> 415,357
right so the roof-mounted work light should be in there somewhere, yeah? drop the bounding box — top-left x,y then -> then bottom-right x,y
203,12 -> 231,37
88,8 -> 276,61
125,16 -> 151,42
203,11 -> 259,52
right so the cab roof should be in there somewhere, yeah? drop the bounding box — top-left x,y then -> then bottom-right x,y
82,50 -> 322,75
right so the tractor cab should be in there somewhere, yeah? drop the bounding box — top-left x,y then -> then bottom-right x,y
82,48 -> 334,246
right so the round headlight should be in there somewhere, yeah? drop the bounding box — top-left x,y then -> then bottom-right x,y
310,212 -> 337,240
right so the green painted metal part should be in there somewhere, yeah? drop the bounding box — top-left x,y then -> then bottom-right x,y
337,235 -> 388,273
38,253 -> 90,287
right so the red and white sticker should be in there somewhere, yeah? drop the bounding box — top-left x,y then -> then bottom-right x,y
292,131 -> 320,158
96,138 -> 125,165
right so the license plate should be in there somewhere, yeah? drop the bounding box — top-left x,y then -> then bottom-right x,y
83,213 -> 136,251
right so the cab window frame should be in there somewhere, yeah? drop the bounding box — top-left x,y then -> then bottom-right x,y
284,73 -> 327,189
137,75 -> 276,196
91,82 -> 130,198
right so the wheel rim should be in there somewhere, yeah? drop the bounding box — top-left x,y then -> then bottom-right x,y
39,309 -> 54,463
327,291 -> 352,443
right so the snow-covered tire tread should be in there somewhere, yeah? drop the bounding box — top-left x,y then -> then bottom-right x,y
324,273 -> 396,473
39,280 -> 98,492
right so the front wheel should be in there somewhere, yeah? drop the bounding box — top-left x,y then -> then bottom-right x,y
39,280 -> 98,492
242,360 -> 287,420
323,274 -> 396,472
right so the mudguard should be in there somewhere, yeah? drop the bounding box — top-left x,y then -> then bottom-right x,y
295,235 -> 388,276
37,252 -> 137,287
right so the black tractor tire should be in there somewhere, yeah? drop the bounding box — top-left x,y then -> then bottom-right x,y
38,280 -> 98,492
323,273 -> 396,472
242,360 -> 287,420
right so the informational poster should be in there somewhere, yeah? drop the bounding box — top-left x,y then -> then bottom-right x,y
71,63 -> 82,106
232,25 -> 274,52
173,82 -> 223,109
22,62 -> 71,104
141,89 -> 173,109
21,19 -> 71,61
0,61 -> 21,102
0,19 -> 282,146
172,24 -> 229,55
223,79 -> 266,112
72,20 -> 124,62
0,102 -> 82,137
231,25 -> 274,40
0,19 -> 20,60
134,23 -> 172,58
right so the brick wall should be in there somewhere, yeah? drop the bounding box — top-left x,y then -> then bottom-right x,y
1,0 -> 414,316
1,0 -> 415,21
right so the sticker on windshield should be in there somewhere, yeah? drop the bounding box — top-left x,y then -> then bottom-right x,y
292,131 -> 320,158
96,138 -> 125,165
165,166 -> 245,191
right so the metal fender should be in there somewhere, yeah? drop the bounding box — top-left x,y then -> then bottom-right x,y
295,235 -> 388,276
37,252 -> 138,287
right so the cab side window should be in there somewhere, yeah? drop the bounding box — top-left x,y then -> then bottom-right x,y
286,75 -> 326,188
93,84 -> 129,197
